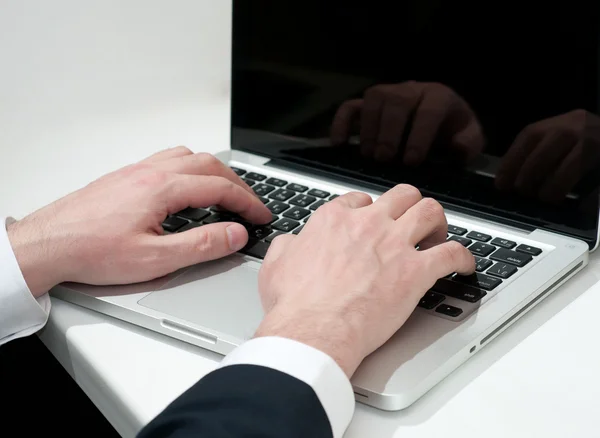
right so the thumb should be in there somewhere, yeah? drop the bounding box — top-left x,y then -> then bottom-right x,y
159,222 -> 248,270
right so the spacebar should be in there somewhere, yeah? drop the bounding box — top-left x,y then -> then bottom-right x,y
432,279 -> 487,303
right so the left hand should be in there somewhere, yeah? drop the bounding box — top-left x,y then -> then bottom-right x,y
7,147 -> 272,296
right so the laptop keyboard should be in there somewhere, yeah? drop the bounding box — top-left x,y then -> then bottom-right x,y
162,165 -> 544,321
162,166 -> 339,260
421,225 -> 543,319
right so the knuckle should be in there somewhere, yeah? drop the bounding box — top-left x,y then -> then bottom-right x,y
173,145 -> 193,155
197,152 -> 220,167
396,184 -> 422,200
419,198 -> 445,222
193,228 -> 217,254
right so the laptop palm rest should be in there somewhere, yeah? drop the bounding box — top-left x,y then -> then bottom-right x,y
137,257 -> 264,342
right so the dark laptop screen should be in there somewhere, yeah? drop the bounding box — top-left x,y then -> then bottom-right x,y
231,1 -> 600,248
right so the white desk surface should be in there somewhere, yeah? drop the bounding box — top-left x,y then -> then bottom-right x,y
3,2 -> 600,437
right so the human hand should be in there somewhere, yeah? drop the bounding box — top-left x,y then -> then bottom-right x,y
330,81 -> 485,165
495,109 -> 600,203
7,146 -> 272,297
254,185 -> 475,377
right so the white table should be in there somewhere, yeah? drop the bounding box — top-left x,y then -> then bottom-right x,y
3,2 -> 600,437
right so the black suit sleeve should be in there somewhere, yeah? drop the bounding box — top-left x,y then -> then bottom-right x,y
137,364 -> 333,438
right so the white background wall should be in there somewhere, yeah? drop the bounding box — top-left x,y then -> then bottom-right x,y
0,0 -> 231,218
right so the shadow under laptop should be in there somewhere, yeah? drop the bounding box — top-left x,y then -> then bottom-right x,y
345,262 -> 599,437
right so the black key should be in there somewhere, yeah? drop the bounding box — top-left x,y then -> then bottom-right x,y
469,242 -> 496,257
287,183 -> 308,192
307,188 -> 330,198
490,237 -> 516,249
245,172 -> 266,181
292,225 -> 304,235
453,273 -> 502,291
418,291 -> 445,310
435,304 -> 463,317
448,235 -> 472,247
266,200 -> 290,215
433,278 -> 488,302
466,231 -> 492,242
448,225 -> 467,235
226,215 -> 253,231
240,239 -> 270,259
177,221 -> 201,233
162,216 -> 188,232
203,213 -> 227,224
269,214 -> 279,224
253,183 -> 276,196
490,248 -> 532,267
250,225 -> 273,240
259,196 -> 269,204
283,207 -> 311,220
328,194 -> 339,200
230,166 -> 246,176
487,262 -> 518,279
289,194 -> 317,207
303,216 -> 311,223
272,218 -> 300,232
516,244 -> 542,256
175,207 -> 210,222
269,189 -> 296,202
474,256 -> 493,272
265,231 -> 285,242
242,178 -> 256,187
265,177 -> 288,187
309,200 -> 326,211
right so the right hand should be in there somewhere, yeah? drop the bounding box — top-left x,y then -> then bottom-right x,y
255,185 -> 475,377
330,81 -> 485,165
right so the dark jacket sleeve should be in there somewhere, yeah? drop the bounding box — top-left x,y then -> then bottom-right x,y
137,364 -> 333,438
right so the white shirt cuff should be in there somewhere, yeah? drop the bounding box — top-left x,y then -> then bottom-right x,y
0,217 -> 51,346
220,336 -> 355,438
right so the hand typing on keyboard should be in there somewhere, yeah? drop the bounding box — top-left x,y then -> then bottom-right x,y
6,146 -> 271,296
329,81 -> 485,166
254,184 -> 475,377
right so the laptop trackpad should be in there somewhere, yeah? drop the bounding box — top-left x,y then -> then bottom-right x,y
138,258 -> 264,341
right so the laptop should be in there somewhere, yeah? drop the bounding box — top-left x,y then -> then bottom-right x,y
51,1 -> 600,410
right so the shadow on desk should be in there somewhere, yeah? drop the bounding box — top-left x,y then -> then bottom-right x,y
0,335 -> 120,438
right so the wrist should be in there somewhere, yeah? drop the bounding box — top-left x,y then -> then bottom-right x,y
254,307 -> 364,378
6,217 -> 68,297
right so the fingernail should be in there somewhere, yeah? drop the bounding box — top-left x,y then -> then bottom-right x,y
226,224 -> 247,251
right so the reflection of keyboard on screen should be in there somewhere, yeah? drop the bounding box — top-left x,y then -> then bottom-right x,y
161,165 -> 543,321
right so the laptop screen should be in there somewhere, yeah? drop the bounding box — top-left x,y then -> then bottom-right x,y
231,1 -> 600,248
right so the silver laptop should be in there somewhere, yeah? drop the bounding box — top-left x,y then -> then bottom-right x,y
51,2 -> 600,411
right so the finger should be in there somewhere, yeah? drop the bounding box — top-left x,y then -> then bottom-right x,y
360,89 -> 385,157
153,222 -> 249,272
449,116 -> 486,163
513,132 -> 574,196
422,240 -> 476,278
371,184 -> 422,219
331,99 -> 363,145
263,233 -> 295,265
154,153 -> 255,195
394,198 -> 447,249
167,175 -> 272,224
538,145 -> 583,203
373,102 -> 411,161
404,89 -> 450,165
495,127 -> 541,190
330,191 -> 373,209
139,146 -> 193,164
